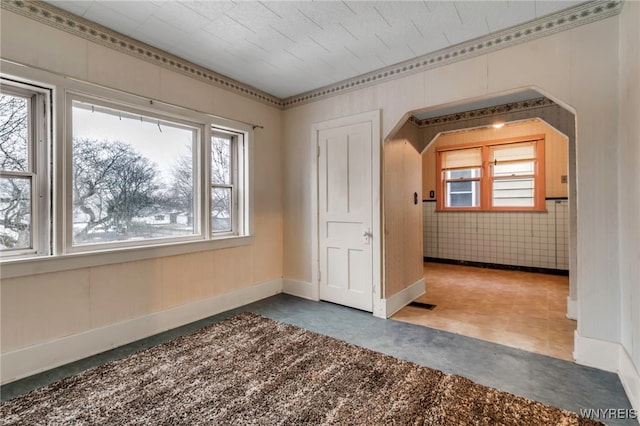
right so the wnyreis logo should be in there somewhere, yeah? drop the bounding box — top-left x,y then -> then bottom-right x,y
579,408 -> 638,420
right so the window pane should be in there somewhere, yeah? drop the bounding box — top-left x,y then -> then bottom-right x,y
0,94 -> 29,172
446,180 -> 479,207
72,101 -> 197,246
492,177 -> 534,207
449,180 -> 472,193
0,177 -> 31,250
211,187 -> 231,232
211,136 -> 231,185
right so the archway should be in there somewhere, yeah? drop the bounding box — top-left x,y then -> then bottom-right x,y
383,88 -> 578,360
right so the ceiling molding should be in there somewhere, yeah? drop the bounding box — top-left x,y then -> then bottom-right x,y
283,0 -> 622,108
2,1 -> 622,111
410,97 -> 556,128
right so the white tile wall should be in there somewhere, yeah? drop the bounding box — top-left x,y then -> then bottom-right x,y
423,199 -> 569,270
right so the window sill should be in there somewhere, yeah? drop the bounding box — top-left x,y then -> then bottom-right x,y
0,235 -> 254,279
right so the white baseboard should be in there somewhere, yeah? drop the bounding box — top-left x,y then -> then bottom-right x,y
573,331 -> 620,372
566,296 -> 577,320
380,277 -> 425,318
574,331 -> 640,419
619,347 -> 640,414
1,278 -> 283,385
282,278 -> 318,301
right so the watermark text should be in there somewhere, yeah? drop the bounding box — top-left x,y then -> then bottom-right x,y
580,408 -> 638,420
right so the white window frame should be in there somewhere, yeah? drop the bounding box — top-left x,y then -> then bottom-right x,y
0,78 -> 51,258
64,92 -> 204,254
443,168 -> 481,208
210,128 -> 249,238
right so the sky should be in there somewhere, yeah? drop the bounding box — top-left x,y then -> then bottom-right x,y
72,101 -> 195,183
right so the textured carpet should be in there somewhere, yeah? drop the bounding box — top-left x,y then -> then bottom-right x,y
1,312 -> 602,425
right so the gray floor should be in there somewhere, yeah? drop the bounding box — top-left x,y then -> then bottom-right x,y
1,294 -> 635,425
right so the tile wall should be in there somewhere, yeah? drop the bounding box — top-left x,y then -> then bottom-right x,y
423,199 -> 569,270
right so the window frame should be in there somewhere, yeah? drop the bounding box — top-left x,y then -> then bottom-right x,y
210,128 -> 239,237
65,92 -> 205,253
0,79 -> 51,258
436,135 -> 546,212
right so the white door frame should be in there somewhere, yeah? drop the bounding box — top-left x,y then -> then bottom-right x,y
311,110 -> 384,317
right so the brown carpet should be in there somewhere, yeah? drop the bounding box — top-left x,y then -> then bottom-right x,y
0,313 -> 602,425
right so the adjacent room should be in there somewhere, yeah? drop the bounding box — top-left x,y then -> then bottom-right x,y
389,99 -> 577,361
1,1 -> 638,424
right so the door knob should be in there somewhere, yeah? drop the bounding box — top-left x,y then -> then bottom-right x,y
363,229 -> 372,244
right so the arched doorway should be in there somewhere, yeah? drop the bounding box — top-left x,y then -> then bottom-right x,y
384,89 -> 578,361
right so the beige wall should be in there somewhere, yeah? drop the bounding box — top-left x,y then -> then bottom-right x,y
283,16 -> 622,347
383,122 -> 423,297
618,1 -> 640,383
0,11 -> 283,355
421,119 -> 569,199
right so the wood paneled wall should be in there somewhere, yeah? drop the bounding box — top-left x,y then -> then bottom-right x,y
384,121 -> 423,298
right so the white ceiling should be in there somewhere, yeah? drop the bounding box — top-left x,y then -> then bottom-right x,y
45,1 -> 587,99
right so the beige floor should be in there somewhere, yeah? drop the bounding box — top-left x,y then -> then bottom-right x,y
392,263 -> 576,361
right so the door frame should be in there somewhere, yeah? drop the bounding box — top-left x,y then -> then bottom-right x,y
311,110 -> 383,317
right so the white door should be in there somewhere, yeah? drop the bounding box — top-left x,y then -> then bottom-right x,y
317,121 -> 373,312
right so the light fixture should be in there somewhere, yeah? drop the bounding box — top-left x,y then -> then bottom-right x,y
492,122 -> 505,129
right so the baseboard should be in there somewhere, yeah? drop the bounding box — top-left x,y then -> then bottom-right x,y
381,277 -> 425,318
1,278 -> 283,385
566,296 -> 577,320
424,257 -> 569,276
573,331 -> 620,372
282,278 -> 318,301
574,331 -> 640,419
619,347 -> 640,414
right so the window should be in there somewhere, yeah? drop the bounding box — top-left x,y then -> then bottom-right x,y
440,147 -> 481,208
65,92 -> 251,255
1,65 -> 252,265
211,130 -> 237,234
490,142 -> 536,207
69,96 -> 200,250
0,81 -> 50,256
437,136 -> 545,211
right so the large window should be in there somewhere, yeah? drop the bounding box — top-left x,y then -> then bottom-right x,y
1,68 -> 252,263
437,136 -> 545,211
70,97 -> 199,249
0,81 -> 50,256
65,93 -> 250,255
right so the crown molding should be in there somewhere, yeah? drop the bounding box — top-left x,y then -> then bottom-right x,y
283,0 -> 622,108
410,97 -> 556,127
1,1 -> 622,110
0,0 -> 285,109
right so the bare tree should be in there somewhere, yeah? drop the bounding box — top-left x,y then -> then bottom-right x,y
0,93 -> 30,249
0,94 -> 28,171
73,138 -> 160,242
166,146 -> 193,225
211,136 -> 232,231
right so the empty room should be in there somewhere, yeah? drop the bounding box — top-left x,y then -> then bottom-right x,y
1,1 -> 638,424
